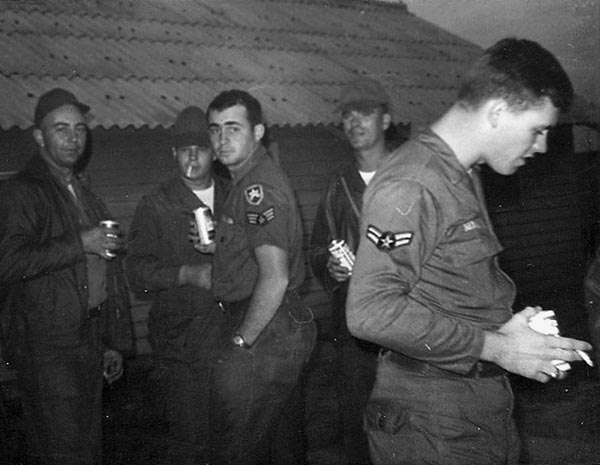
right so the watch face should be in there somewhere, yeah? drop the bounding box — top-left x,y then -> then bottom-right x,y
232,334 -> 246,347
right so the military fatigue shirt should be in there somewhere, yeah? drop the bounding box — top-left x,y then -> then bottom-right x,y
212,146 -> 305,302
347,129 -> 516,375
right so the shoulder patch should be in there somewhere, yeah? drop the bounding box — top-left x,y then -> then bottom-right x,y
366,224 -> 413,251
246,207 -> 275,225
245,184 -> 264,205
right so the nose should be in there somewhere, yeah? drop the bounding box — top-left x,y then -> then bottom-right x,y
533,133 -> 548,154
66,128 -> 79,143
218,129 -> 229,146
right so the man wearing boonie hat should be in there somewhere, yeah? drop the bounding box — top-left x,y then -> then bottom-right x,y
0,88 -> 133,464
308,77 -> 396,463
126,105 -> 229,464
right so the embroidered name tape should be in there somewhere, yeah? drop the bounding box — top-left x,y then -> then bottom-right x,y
366,224 -> 413,251
462,220 -> 480,232
246,207 -> 275,225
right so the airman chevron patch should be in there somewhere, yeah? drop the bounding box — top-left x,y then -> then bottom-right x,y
366,224 -> 413,251
246,207 -> 275,225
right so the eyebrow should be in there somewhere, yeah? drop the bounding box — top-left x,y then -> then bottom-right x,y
51,121 -> 86,128
210,119 -> 243,126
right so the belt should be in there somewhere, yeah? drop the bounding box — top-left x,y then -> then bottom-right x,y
384,350 -> 506,379
215,289 -> 301,314
214,297 -> 251,315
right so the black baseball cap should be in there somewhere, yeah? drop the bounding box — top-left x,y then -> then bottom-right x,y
335,78 -> 390,113
34,88 -> 90,127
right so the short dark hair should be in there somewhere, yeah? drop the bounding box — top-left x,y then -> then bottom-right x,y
207,89 -> 263,127
458,38 -> 573,113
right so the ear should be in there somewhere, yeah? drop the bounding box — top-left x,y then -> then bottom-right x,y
33,128 -> 44,148
172,147 -> 177,158
486,99 -> 508,129
253,123 -> 265,142
382,113 -> 391,131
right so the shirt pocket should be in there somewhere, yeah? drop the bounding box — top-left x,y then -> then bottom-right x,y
441,217 -> 502,268
216,218 -> 248,254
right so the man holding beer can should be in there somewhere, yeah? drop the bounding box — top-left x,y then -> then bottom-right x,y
308,78 -> 400,464
126,105 -> 229,464
0,88 -> 132,465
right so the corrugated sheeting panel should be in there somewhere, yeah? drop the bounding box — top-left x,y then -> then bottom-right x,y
6,0 -> 590,130
0,73 -> 458,129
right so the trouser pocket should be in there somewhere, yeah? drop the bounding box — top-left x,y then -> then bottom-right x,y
364,398 -> 407,434
285,290 -> 314,325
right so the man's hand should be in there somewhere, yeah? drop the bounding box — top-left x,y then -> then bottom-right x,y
482,306 -> 592,382
188,218 -> 216,254
81,226 -> 123,259
192,242 -> 216,254
327,255 -> 352,282
103,349 -> 123,385
178,264 -> 212,289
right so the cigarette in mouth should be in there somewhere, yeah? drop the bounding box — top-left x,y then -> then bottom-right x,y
186,166 -> 193,177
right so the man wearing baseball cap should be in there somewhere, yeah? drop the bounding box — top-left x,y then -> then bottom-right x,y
0,87 -> 132,464
308,77 -> 398,463
126,105 -> 229,464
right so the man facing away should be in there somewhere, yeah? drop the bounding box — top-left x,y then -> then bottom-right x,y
309,77 -> 393,464
346,38 -> 593,465
206,89 -> 317,464
0,88 -> 132,465
126,106 -> 228,464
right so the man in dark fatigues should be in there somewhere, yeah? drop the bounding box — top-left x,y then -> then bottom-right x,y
207,89 -> 316,465
126,106 -> 228,464
0,88 -> 132,465
309,78 -> 393,464
347,39 -> 593,465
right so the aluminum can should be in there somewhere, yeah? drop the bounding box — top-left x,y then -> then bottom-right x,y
100,220 -> 120,258
193,206 -> 215,245
328,239 -> 355,271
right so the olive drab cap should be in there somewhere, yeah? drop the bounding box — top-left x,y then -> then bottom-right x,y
335,77 -> 390,113
34,88 -> 90,127
172,106 -> 211,148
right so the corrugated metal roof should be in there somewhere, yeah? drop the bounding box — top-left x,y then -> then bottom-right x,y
0,0 -> 595,130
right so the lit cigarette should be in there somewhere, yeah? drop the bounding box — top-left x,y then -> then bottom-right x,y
576,349 -> 594,367
186,165 -> 193,177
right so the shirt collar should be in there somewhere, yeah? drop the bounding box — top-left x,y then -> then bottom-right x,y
417,127 -> 474,186
43,159 -> 76,188
230,145 -> 267,185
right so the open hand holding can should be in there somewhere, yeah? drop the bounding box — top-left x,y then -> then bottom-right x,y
100,220 -> 120,258
328,239 -> 355,272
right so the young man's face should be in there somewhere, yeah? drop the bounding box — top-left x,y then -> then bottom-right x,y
486,97 -> 559,175
208,104 -> 263,172
174,145 -> 213,183
34,104 -> 87,173
342,106 -> 390,153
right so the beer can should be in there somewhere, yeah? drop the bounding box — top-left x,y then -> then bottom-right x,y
100,220 -> 119,258
193,206 -> 215,245
328,239 -> 355,271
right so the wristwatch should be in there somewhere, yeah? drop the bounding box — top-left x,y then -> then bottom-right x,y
232,333 -> 250,349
